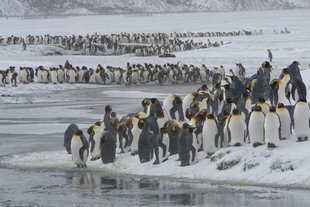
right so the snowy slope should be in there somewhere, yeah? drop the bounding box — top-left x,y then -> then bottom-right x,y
1,0 -> 310,16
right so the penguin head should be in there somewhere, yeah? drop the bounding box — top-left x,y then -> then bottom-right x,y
269,106 -> 276,113
292,61 -> 300,66
253,105 -> 262,112
138,119 -> 145,129
242,91 -> 250,99
282,68 -> 289,74
262,61 -> 271,69
150,98 -> 159,104
207,113 -> 215,119
297,97 -> 307,103
232,108 -> 240,115
173,96 -> 182,105
258,97 -> 266,103
105,105 -> 112,113
73,129 -> 83,138
142,98 -> 150,107
277,103 -> 285,108
200,84 -> 208,91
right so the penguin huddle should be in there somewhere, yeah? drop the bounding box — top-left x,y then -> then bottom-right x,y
1,61 -> 233,86
65,60 -> 310,168
0,31 -> 222,56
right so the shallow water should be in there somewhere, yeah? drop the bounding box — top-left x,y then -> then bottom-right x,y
1,85 -> 310,206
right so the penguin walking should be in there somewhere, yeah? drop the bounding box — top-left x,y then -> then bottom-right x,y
248,105 -> 265,147
64,123 -> 79,154
71,129 -> 89,168
202,113 -> 222,157
265,106 -> 281,148
87,123 -> 104,161
100,131 -> 116,164
276,103 -> 292,140
293,97 -> 310,142
227,108 -> 245,146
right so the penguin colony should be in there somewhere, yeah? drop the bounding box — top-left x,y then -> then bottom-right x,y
0,61 -> 243,86
65,60 -> 310,168
0,29 -> 262,56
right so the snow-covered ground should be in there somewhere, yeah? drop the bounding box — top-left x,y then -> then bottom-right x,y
1,10 -> 310,190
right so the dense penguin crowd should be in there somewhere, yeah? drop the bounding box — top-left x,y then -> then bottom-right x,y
64,60 -> 310,168
0,60 -> 246,86
0,29 -> 262,56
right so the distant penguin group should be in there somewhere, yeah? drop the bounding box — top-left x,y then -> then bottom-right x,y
65,60 -> 310,168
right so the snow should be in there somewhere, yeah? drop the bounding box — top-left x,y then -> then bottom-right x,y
1,10 -> 310,189
3,134 -> 310,189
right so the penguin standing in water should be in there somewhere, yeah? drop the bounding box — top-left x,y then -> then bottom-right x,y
178,123 -> 198,166
227,108 -> 245,146
71,129 -> 89,168
276,103 -> 292,140
87,123 -> 104,160
265,106 -> 281,148
64,123 -> 79,154
248,105 -> 265,147
100,131 -> 116,164
293,97 -> 310,142
202,113 -> 222,157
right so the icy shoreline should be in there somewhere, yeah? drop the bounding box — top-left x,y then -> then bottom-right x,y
2,135 -> 310,189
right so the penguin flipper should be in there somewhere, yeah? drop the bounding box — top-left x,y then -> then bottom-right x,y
89,133 -> 95,153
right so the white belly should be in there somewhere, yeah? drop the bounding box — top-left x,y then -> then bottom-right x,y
50,71 -> 58,84
294,103 -> 310,138
71,138 -> 87,166
228,116 -> 245,146
131,124 -> 142,154
264,113 -> 280,146
202,119 -> 219,154
91,132 -> 102,158
277,109 -> 291,139
248,112 -> 265,144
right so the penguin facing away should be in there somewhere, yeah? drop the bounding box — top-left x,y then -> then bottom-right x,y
264,106 -> 281,148
71,129 -> 89,168
100,131 -> 116,164
64,123 -> 79,154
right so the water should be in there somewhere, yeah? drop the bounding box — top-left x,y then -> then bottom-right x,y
1,85 -> 310,206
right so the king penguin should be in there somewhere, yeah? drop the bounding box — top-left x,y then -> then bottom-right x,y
202,113 -> 222,157
293,97 -> 310,142
71,129 -> 89,168
248,105 -> 265,147
276,103 -> 292,140
264,106 -> 281,148
227,108 -> 245,146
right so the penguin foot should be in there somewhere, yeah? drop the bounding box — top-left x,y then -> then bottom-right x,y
205,154 -> 213,159
131,151 -> 138,156
153,160 -> 160,165
297,137 -> 308,142
280,137 -> 286,140
90,157 -> 100,161
180,163 -> 189,167
233,143 -> 241,147
267,143 -> 276,148
252,142 -> 263,148
162,158 -> 168,163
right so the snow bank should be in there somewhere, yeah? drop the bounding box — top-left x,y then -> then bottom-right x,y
3,135 -> 310,189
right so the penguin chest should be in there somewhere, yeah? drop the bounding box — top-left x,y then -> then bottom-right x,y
202,120 -> 219,153
91,132 -> 102,157
248,112 -> 265,143
68,71 -> 76,83
51,71 -> 58,83
264,113 -> 280,144
71,138 -> 86,164
294,104 -> 310,137
228,116 -> 245,144
276,109 -> 291,138
57,70 -> 64,82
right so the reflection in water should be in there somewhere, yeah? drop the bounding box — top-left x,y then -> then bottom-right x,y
63,171 -> 310,207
